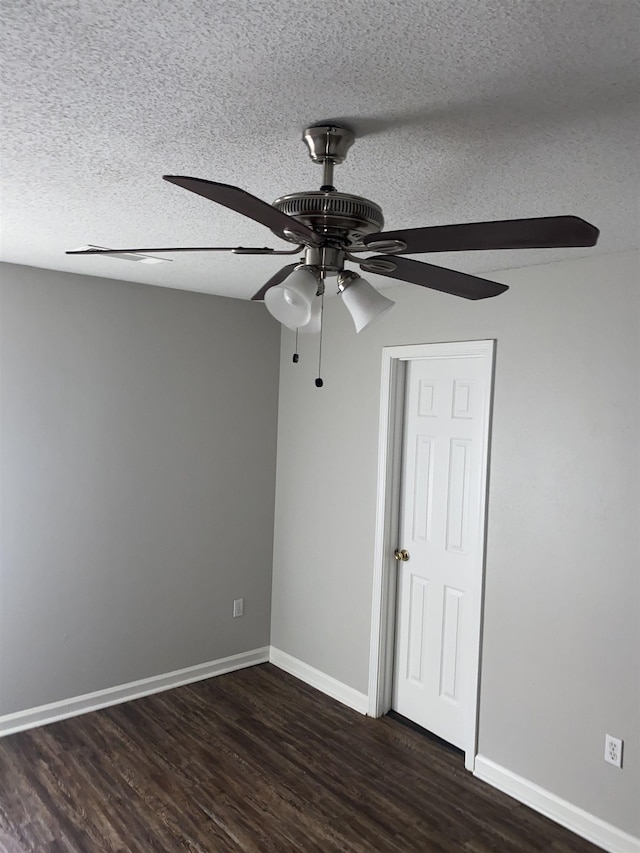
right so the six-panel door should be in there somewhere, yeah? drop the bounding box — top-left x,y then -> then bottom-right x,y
392,353 -> 491,751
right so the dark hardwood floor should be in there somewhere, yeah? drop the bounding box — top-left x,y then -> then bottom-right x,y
0,664 -> 600,852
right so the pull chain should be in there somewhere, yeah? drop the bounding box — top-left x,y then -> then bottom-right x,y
315,286 -> 325,388
292,328 -> 299,363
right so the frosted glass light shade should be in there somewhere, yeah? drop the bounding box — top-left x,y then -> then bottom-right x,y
298,294 -> 321,335
340,276 -> 395,333
264,267 -> 318,330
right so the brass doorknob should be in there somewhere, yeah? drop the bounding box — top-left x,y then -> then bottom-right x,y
394,549 -> 410,562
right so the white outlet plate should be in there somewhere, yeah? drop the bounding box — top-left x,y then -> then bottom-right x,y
233,598 -> 244,618
604,734 -> 623,768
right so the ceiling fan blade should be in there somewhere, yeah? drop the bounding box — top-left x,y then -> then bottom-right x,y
359,256 -> 509,300
363,215 -> 599,254
251,263 -> 299,301
66,245 -> 302,256
163,176 -> 322,246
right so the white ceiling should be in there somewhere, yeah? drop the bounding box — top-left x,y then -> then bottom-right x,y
1,0 -> 638,299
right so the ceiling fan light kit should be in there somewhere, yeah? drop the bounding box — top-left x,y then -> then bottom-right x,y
263,266 -> 318,330
67,122 -> 599,385
338,270 -> 396,333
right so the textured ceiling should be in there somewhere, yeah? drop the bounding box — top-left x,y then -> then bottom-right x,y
1,0 -> 638,299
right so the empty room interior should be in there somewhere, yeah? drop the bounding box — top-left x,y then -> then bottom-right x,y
0,1 -> 638,851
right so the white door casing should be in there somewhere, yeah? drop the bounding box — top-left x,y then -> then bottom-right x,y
368,340 -> 495,770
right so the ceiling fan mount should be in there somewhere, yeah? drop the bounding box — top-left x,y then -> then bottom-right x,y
66,120 -> 600,337
302,123 -> 356,167
273,125 -> 385,249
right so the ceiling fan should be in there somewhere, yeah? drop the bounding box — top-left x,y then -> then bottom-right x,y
67,123 -> 599,337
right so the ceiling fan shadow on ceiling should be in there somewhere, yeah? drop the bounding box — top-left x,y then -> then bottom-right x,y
67,123 -> 599,385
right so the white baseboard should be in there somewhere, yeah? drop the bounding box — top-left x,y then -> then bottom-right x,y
0,646 -> 270,738
269,646 -> 368,715
474,756 -> 640,853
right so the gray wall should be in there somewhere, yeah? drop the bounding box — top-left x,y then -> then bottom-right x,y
271,250 -> 640,836
0,263 -> 280,715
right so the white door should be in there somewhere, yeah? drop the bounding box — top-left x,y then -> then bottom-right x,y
392,346 -> 493,753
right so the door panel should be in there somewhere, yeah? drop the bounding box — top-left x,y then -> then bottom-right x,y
392,351 -> 492,752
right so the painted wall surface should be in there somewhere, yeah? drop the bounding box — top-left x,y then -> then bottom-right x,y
0,263 -> 280,715
271,251 -> 640,835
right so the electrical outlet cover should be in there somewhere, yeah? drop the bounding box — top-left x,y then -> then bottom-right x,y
604,734 -> 623,768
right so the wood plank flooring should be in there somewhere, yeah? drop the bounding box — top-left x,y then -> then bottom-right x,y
0,664 -> 601,852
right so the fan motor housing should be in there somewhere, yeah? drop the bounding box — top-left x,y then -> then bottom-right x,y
272,191 -> 384,245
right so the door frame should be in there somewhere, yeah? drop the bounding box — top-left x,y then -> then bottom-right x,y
367,339 -> 496,771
